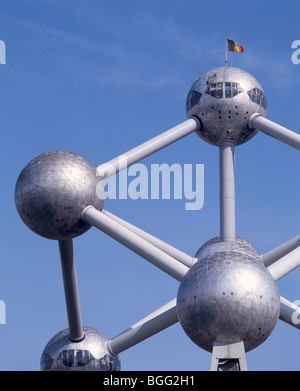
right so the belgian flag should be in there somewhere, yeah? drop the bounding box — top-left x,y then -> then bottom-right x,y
227,39 -> 244,53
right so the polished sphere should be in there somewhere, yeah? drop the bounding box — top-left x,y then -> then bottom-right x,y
186,66 -> 267,145
15,151 -> 104,240
176,237 -> 280,353
40,327 -> 121,371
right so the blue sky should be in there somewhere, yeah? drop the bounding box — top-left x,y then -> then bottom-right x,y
0,0 -> 299,371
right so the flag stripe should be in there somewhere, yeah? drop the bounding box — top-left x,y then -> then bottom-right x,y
227,39 -> 244,53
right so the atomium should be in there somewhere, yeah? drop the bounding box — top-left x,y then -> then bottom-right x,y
14,58 -> 300,371
15,150 -> 104,241
40,327 -> 120,371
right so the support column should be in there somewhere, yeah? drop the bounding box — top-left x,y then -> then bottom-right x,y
58,239 -> 84,342
219,141 -> 236,241
210,341 -> 247,371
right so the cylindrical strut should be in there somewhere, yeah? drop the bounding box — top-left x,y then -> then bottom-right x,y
102,209 -> 195,268
97,118 -> 200,179
267,246 -> 300,281
249,114 -> 300,151
279,296 -> 300,330
219,141 -> 236,241
82,206 -> 189,281
107,298 -> 178,355
58,239 -> 84,342
261,235 -> 300,267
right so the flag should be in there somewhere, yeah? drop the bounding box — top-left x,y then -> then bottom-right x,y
227,39 -> 244,53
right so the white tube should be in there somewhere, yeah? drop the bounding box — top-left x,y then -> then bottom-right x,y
261,235 -> 300,267
107,298 -> 178,355
97,118 -> 200,178
219,141 -> 236,241
267,246 -> 300,281
102,209 -> 195,268
279,296 -> 300,330
58,239 -> 84,342
82,206 -> 189,281
249,114 -> 300,151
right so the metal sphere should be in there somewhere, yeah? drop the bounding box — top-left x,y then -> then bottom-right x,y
15,151 -> 104,240
40,327 -> 121,371
176,237 -> 280,353
186,66 -> 267,146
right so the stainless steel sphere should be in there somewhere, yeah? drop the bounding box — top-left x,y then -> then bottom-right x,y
176,237 -> 280,353
15,151 -> 104,240
40,326 -> 121,371
186,66 -> 267,145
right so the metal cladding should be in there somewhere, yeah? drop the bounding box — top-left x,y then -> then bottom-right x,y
40,327 -> 121,371
186,66 -> 267,145
15,151 -> 104,241
176,237 -> 280,353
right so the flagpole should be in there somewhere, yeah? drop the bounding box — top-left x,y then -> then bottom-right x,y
225,35 -> 228,67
